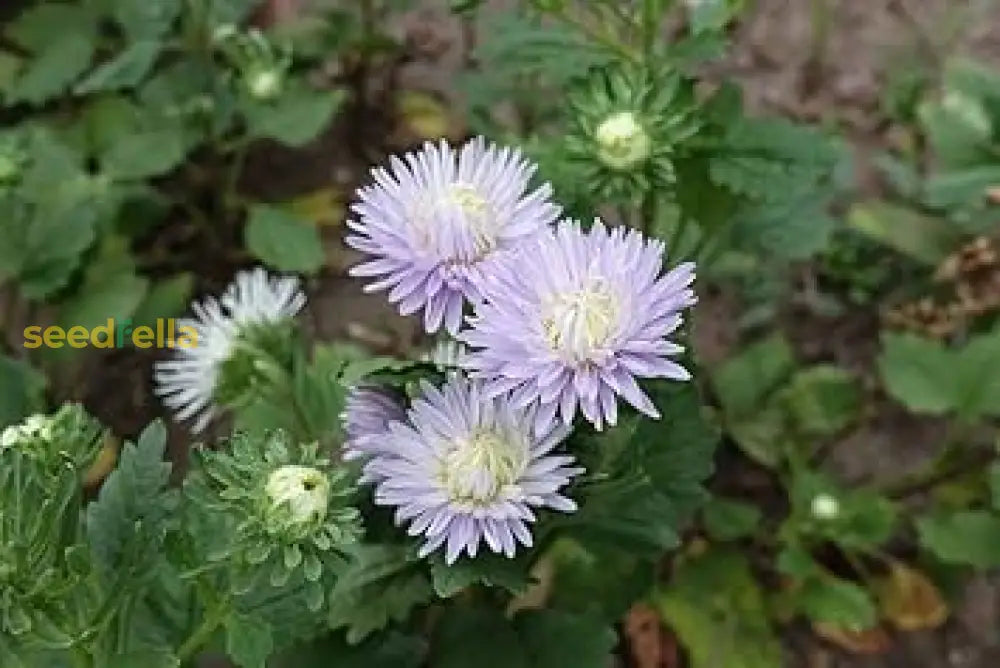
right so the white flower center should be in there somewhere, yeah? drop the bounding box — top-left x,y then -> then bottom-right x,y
442,429 -> 526,506
265,465 -> 330,526
411,184 -> 499,263
541,281 -> 620,363
595,111 -> 652,170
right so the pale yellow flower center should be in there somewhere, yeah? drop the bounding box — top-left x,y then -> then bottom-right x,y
541,281 -> 620,362
442,429 -> 526,505
412,184 -> 498,260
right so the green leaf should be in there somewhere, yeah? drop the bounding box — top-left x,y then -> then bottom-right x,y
548,538 -> 655,622
703,497 -> 762,541
6,4 -> 97,52
847,201 -> 960,265
798,577 -> 877,631
780,365 -> 861,437
86,420 -> 177,576
0,355 -> 46,428
244,87 -> 346,147
111,0 -> 181,40
6,34 -> 96,105
878,333 -> 956,415
923,166 -> 1000,210
431,608 -> 528,668
917,511 -> 1000,569
952,329 -> 1000,420
688,0 -> 742,34
514,610 -> 616,668
327,545 -> 433,644
918,90 -> 993,168
990,463 -> 1000,511
225,614 -> 274,668
656,548 -> 782,668
75,41 -> 160,95
53,237 -> 148,352
728,407 -> 789,468
101,126 -> 190,180
429,552 -> 531,598
271,631 -> 426,668
246,205 -> 324,273
106,650 -> 179,668
131,273 -> 194,330
712,335 -> 795,419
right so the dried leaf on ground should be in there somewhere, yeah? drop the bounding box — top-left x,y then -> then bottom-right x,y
875,562 -> 949,631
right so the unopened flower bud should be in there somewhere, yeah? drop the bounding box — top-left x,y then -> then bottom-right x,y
810,493 -> 840,520
246,67 -> 284,100
266,465 -> 330,527
595,111 -> 652,170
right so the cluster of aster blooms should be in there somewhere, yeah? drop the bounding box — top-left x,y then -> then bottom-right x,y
154,137 -> 696,566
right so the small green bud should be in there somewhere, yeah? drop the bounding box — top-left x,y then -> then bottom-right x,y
594,111 -> 652,170
246,67 -> 284,100
265,464 -> 330,528
810,493 -> 839,520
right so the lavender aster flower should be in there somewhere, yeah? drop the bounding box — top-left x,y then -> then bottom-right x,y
154,268 -> 305,432
364,376 -> 583,564
462,219 -> 696,430
341,386 -> 406,469
346,137 -> 560,334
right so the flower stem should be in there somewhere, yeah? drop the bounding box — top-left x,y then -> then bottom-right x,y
176,595 -> 230,661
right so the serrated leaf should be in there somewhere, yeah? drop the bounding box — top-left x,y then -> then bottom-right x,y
327,545 -> 433,644
75,41 -> 160,95
6,34 -> 96,105
917,511 -> 1000,569
515,610 -> 616,668
703,497 -> 762,541
244,87 -> 345,147
225,613 -> 274,668
246,205 -> 324,273
878,333 -> 956,415
86,420 -> 177,576
431,608 -> 528,668
430,552 -> 531,597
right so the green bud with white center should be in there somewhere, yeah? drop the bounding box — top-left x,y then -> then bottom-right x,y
245,67 -> 284,101
810,493 -> 840,520
266,465 -> 330,529
595,111 -> 652,170
188,431 -> 362,595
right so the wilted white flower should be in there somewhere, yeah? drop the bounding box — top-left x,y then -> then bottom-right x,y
154,268 -> 305,433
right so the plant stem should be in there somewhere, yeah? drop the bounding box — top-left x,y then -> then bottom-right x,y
176,595 -> 230,661
71,648 -> 93,668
